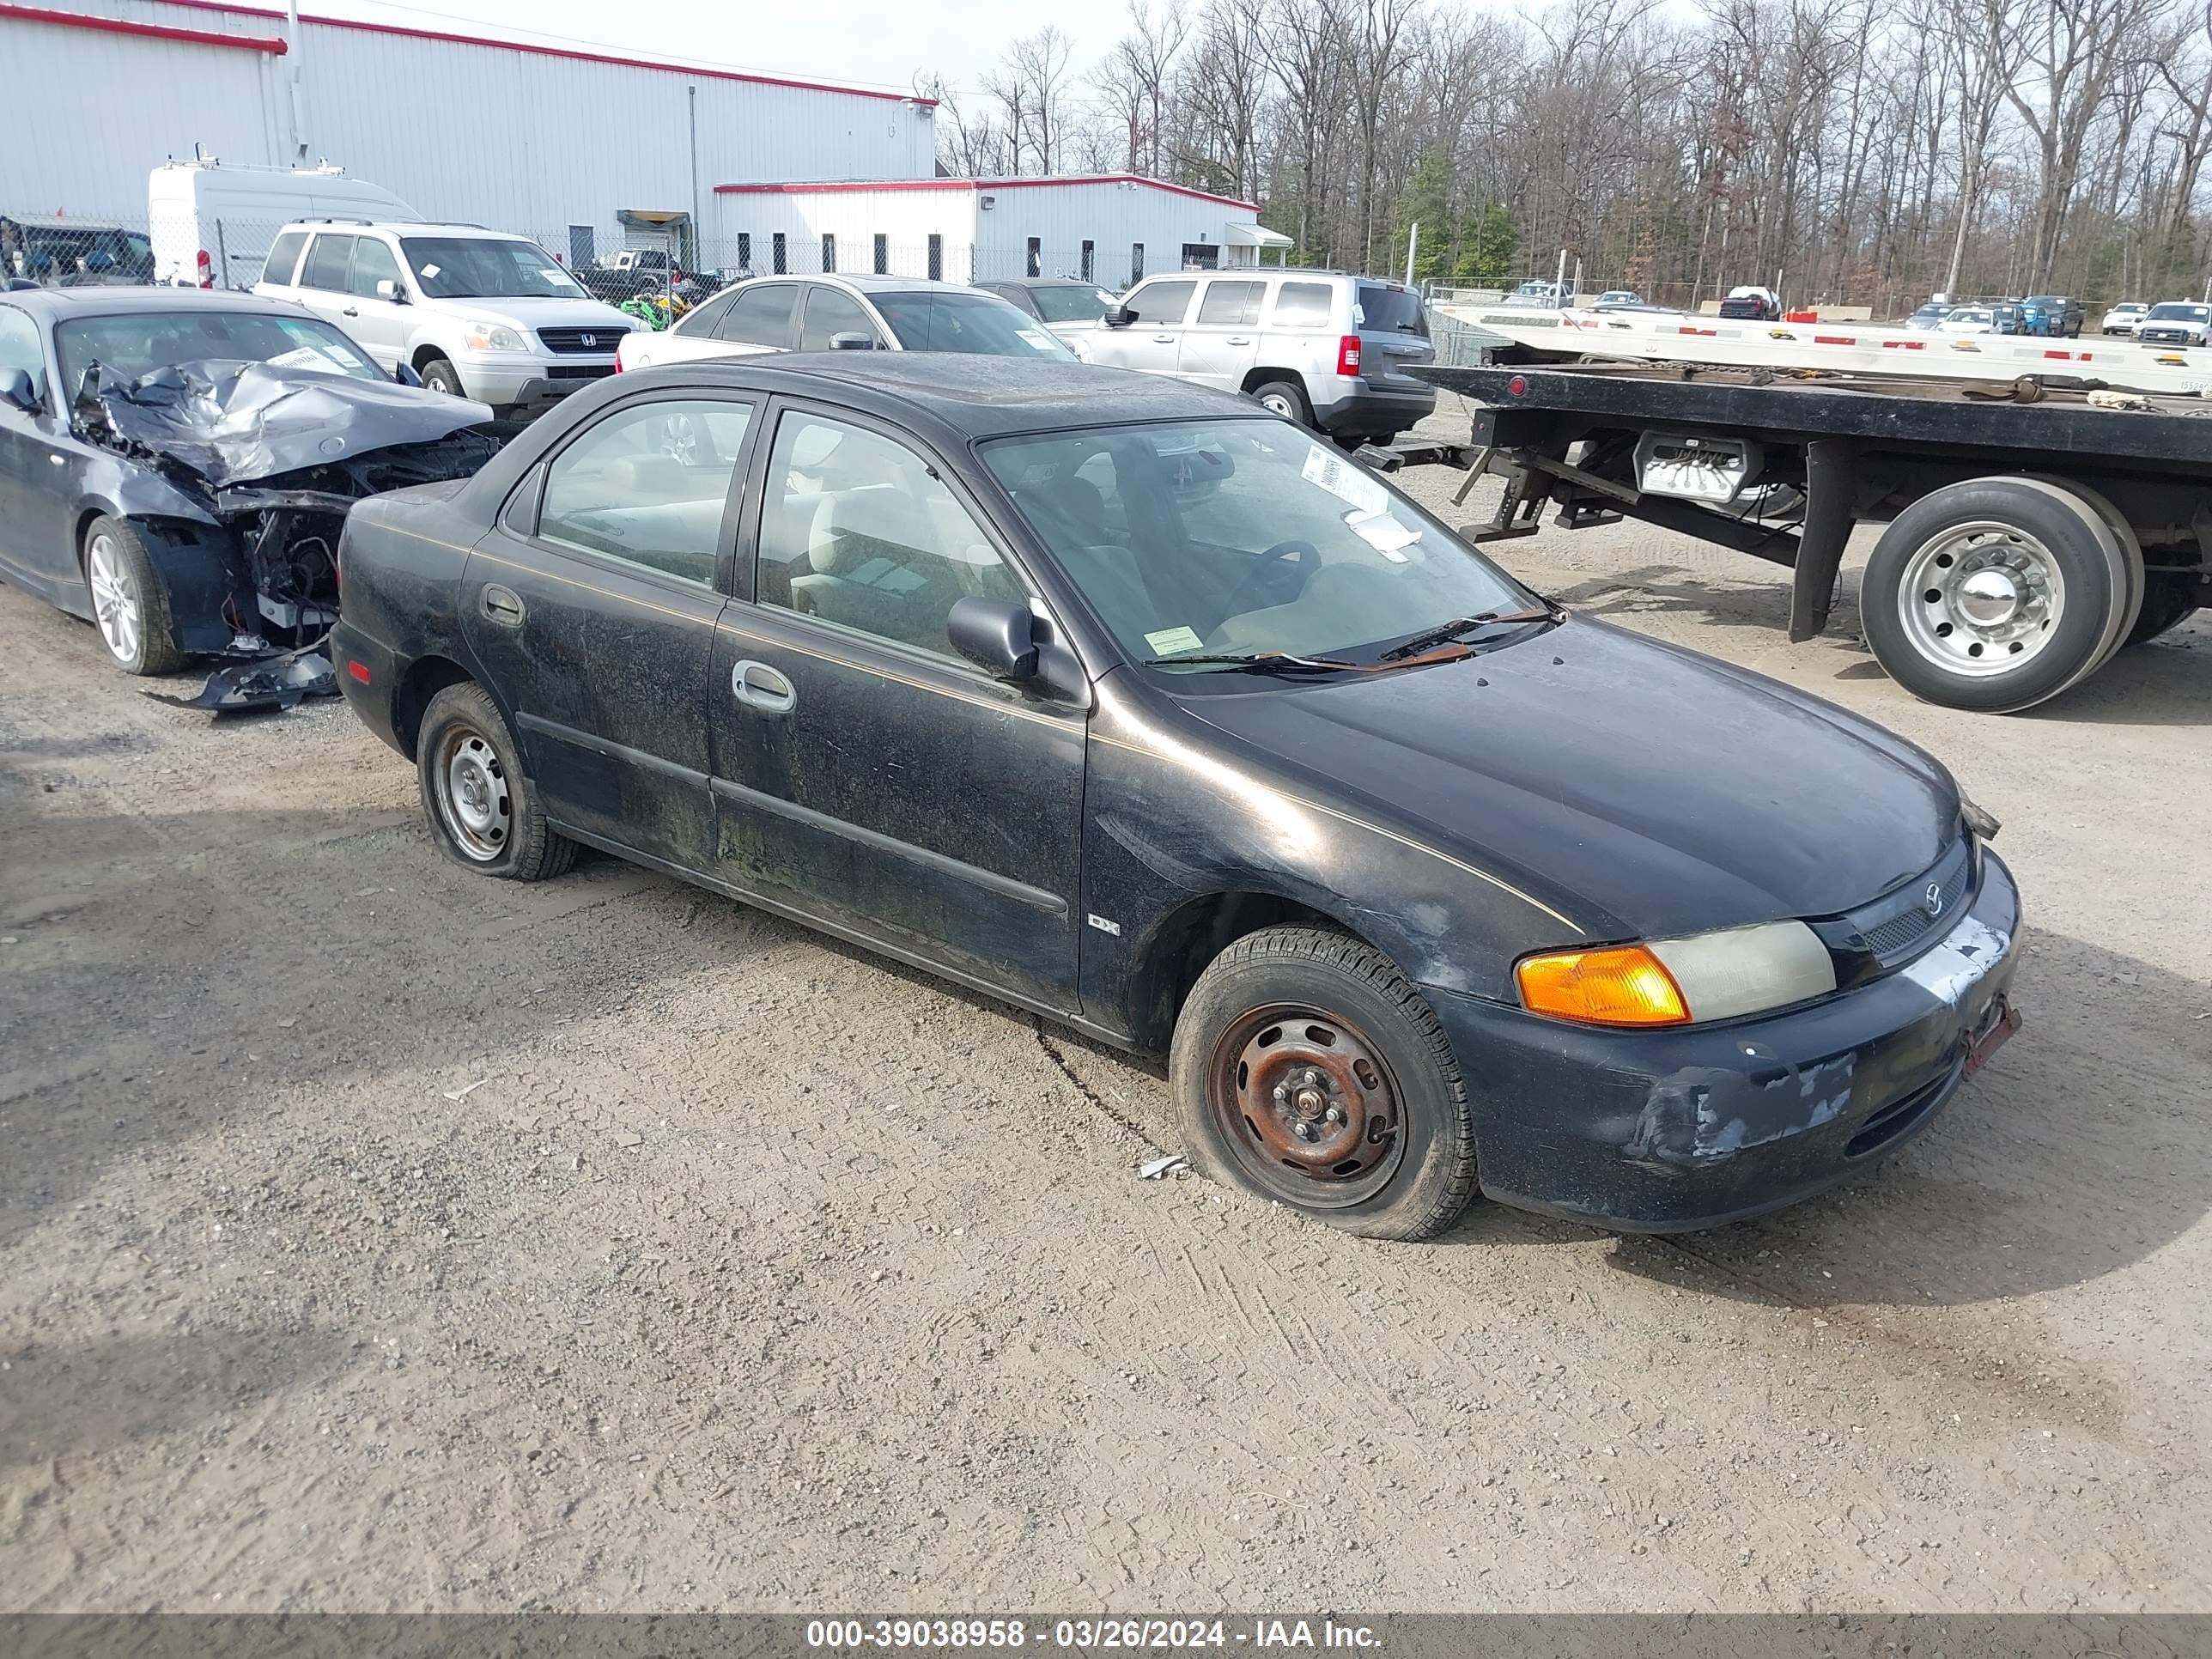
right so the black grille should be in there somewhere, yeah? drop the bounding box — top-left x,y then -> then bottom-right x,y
544,364 -> 615,381
2137,326 -> 2197,345
537,327 -> 619,355
1823,837 -> 1974,973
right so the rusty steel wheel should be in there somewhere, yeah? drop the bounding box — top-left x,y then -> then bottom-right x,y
1206,1005 -> 1407,1207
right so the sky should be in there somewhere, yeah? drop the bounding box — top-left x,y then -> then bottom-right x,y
306,0 -> 1113,100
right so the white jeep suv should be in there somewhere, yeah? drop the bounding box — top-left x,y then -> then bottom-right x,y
255,221 -> 636,416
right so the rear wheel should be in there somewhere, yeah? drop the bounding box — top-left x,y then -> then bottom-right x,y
1170,927 -> 1478,1241
2126,572 -> 2203,644
1248,378 -> 1314,428
1861,477 -> 2133,713
416,682 -> 577,881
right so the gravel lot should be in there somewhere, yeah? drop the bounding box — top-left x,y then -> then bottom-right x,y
3,398 -> 2209,1613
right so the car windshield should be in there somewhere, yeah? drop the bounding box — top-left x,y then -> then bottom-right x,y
2147,303 -> 2208,320
982,418 -> 1536,675
1911,306 -> 1948,320
400,237 -> 586,300
869,291 -> 1076,356
56,308 -> 384,395
1029,286 -> 1116,325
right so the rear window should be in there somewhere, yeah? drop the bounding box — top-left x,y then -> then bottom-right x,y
261,229 -> 308,287
1272,282 -> 1334,327
1355,283 -> 1427,337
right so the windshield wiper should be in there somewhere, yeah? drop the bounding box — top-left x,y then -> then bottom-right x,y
1379,606 -> 1560,661
1146,652 -> 1366,674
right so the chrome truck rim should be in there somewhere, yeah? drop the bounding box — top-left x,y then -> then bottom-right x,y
1898,521 -> 2066,678
87,532 -> 141,664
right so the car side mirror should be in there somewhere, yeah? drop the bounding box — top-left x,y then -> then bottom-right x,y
827,331 -> 876,350
0,367 -> 40,414
394,362 -> 424,388
948,596 -> 1039,680
376,279 -> 409,305
1104,305 -> 1136,328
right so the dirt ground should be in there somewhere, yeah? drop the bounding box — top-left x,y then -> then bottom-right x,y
3,400 -> 2209,1614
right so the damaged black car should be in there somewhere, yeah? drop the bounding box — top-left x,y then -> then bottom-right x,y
0,288 -> 499,704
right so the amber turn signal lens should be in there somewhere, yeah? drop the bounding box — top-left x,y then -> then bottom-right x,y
1516,945 -> 1691,1027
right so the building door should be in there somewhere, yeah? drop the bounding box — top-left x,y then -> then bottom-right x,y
568,225 -> 595,268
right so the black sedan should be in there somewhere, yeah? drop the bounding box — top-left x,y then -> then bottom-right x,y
330,356 -> 2023,1239
0,286 -> 492,676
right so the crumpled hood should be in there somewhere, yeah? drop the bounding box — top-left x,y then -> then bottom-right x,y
1176,617 -> 1960,941
72,358 -> 495,489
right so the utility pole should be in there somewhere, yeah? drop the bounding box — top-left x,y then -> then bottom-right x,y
1404,222 -> 1419,287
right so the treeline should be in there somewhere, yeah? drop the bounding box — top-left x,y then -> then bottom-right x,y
921,0 -> 2212,312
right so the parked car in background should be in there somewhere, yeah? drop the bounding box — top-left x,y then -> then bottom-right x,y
2021,294 -> 2083,337
331,352 -> 2018,1240
1,217 -> 155,287
1084,269 -> 1435,445
1717,285 -> 1782,319
1591,289 -> 1644,307
976,278 -> 1121,351
148,159 -> 420,289
2100,301 -> 2150,336
1904,301 -> 1953,330
1988,301 -> 2027,335
1938,304 -> 1996,335
256,220 -> 636,415
577,247 -> 681,305
2134,301 -> 2212,346
1503,279 -> 1563,307
0,287 -> 493,677
615,276 -> 1077,373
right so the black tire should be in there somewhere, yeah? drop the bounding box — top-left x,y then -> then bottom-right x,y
416,682 -> 577,881
2027,475 -> 2142,672
418,356 -> 466,398
1861,477 -> 2128,714
2126,572 -> 2203,644
1248,378 -> 1315,428
82,514 -> 185,676
1169,926 -> 1478,1241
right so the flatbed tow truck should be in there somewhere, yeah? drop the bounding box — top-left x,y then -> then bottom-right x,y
1389,305 -> 2212,712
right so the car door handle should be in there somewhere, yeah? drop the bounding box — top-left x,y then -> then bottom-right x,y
1225,336 -> 1252,345
730,659 -> 795,715
480,584 -> 526,626
1152,333 -> 1176,343
343,306 -> 360,317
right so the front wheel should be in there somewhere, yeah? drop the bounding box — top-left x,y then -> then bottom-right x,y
1860,477 -> 2134,713
1169,927 -> 1478,1240
83,516 -> 185,676
418,356 -> 466,398
416,682 -> 578,880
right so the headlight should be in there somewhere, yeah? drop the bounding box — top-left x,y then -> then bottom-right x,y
463,321 -> 530,353
1516,921 -> 1837,1028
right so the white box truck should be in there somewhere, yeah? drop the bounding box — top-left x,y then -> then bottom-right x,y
149,161 -> 421,289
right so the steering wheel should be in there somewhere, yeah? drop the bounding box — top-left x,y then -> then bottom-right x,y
1220,538 -> 1321,621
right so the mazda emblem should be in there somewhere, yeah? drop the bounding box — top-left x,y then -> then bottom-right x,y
580,333 -> 597,348
1923,881 -> 1945,920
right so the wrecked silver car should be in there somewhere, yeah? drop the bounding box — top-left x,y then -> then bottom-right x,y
0,287 -> 499,707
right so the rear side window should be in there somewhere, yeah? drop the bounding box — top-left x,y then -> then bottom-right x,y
538,398 -> 755,586
718,284 -> 799,348
1126,281 -> 1195,325
1197,281 -> 1264,326
1355,283 -> 1428,337
301,234 -> 353,293
1271,282 -> 1334,328
262,230 -> 308,287
348,237 -> 402,299
676,288 -> 740,337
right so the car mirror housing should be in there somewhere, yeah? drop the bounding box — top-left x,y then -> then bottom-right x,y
827,331 -> 876,350
0,366 -> 40,414
376,279 -> 410,306
1104,305 -> 1137,328
947,596 -> 1039,680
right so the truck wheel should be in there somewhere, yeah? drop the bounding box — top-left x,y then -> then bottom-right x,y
1169,927 -> 1478,1241
1248,379 -> 1314,428
83,516 -> 185,676
1862,477 -> 2130,713
2126,572 -> 2203,644
2026,475 -> 2143,673
416,683 -> 578,881
419,356 -> 465,398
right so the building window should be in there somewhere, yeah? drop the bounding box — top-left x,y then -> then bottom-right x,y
772,232 -> 787,275
1130,243 -> 1144,285
1025,236 -> 1042,278
1080,240 -> 1094,282
927,234 -> 942,282
821,233 -> 836,274
873,233 -> 889,275
736,232 -> 751,271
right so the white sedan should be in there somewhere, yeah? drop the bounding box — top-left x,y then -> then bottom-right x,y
1938,306 -> 1996,335
2100,301 -> 2149,336
617,274 -> 1075,372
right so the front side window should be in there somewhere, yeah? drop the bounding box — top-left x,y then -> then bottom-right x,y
983,418 -> 1533,673
349,237 -> 403,300
799,286 -> 880,350
756,412 -> 1027,662
1197,280 -> 1264,327
1031,286 -> 1115,325
716,283 -> 799,348
868,292 -> 1073,357
261,229 -> 308,287
537,399 -> 754,586
1123,280 -> 1194,325
301,234 -> 355,293
57,310 -> 383,392
400,237 -> 585,300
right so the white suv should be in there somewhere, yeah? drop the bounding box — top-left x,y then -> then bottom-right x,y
255,221 -> 638,416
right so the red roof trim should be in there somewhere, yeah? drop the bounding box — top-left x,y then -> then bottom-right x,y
714,174 -> 1258,210
0,1 -> 285,52
108,0 -> 931,103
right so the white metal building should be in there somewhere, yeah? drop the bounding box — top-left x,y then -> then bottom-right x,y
710,176 -> 1294,288
2,0 -> 939,265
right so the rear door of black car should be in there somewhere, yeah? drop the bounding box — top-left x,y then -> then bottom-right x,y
706,397 -> 1087,1010
461,390 -> 758,868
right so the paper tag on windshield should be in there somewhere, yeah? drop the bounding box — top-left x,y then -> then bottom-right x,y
1016,328 -> 1054,350
1349,511 -> 1419,559
419,263 -> 441,278
1144,626 -> 1206,655
538,269 -> 566,284
1301,446 -> 1389,515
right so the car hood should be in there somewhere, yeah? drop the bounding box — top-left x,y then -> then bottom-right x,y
1173,617 -> 1958,941
430,295 -> 635,331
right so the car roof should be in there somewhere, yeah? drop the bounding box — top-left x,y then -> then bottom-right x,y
753,275 -> 978,295
988,276 -> 1105,289
629,353 -> 1259,440
0,284 -> 312,319
281,221 -> 524,240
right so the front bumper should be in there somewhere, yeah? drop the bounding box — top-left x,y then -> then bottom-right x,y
1427,850 -> 2021,1232
455,356 -> 617,409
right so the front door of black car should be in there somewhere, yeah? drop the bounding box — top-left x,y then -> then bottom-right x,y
461,393 -> 757,868
708,402 -> 1087,1010
0,303 -> 77,599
